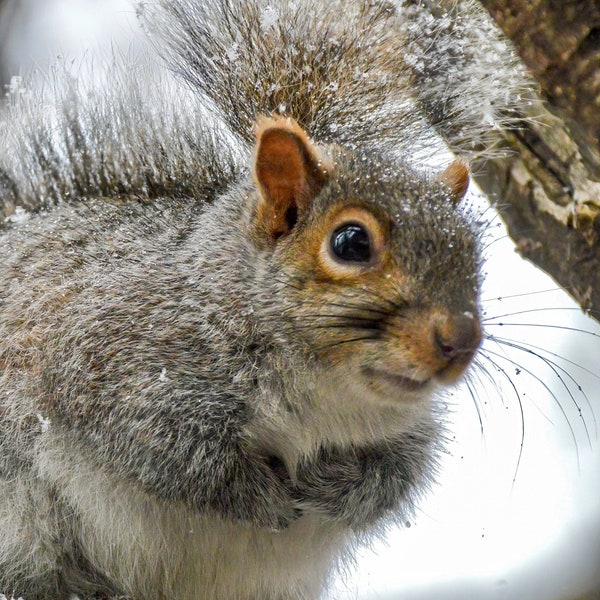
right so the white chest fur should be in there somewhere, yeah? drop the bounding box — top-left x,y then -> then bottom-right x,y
47,448 -> 351,599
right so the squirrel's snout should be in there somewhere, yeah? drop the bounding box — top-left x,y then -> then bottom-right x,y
374,308 -> 482,389
433,312 -> 482,381
434,313 -> 482,359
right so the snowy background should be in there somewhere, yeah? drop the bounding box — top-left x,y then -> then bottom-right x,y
1,1 -> 599,598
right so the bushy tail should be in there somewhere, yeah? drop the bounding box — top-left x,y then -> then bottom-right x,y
1,0 -> 531,219
0,57 -> 244,219
138,0 -> 531,159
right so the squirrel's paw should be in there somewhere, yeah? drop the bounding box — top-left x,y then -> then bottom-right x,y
214,452 -> 301,531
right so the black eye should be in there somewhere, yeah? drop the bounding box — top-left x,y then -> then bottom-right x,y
330,224 -> 372,263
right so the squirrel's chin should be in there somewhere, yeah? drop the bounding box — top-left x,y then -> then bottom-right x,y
434,353 -> 477,385
361,366 -> 434,397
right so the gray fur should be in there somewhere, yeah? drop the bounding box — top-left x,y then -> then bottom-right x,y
0,1 -> 525,598
137,0 -> 530,156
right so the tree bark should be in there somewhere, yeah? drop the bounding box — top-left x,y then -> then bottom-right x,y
476,0 -> 600,318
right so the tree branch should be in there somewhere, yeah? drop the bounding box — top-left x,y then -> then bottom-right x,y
476,0 -> 600,318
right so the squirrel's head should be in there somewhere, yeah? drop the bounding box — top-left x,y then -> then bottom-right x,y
251,116 -> 482,403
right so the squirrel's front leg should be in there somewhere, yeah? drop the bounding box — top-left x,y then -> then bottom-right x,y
207,442 -> 302,530
290,432 -> 435,528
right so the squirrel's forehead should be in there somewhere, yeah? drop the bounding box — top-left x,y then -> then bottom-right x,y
328,156 -> 450,206
324,170 -> 460,223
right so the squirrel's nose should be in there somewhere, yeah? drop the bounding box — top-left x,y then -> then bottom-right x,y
434,313 -> 482,363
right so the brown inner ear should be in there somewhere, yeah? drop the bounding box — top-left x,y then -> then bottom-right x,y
253,118 -> 327,240
440,159 -> 470,205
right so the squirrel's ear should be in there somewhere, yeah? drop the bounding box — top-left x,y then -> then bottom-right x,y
253,116 -> 328,240
440,159 -> 470,205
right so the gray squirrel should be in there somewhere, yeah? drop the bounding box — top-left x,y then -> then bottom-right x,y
0,1 -> 529,598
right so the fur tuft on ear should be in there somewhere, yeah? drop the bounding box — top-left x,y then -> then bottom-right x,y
253,116 -> 328,240
440,159 -> 470,205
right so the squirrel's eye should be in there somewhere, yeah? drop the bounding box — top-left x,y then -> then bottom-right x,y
331,224 -> 371,263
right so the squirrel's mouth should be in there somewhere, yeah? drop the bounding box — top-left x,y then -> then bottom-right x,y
362,367 -> 430,393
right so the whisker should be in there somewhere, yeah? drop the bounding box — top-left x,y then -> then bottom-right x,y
316,301 -> 391,317
481,288 -> 564,303
272,278 -> 304,293
287,312 -> 385,324
475,351 -> 525,484
483,307 -> 600,321
272,278 -> 405,317
277,296 -> 393,322
487,335 -> 600,387
462,369 -> 485,437
474,352 -> 555,426
315,334 -> 380,352
288,321 -> 381,333
485,335 -> 595,444
470,356 -> 506,409
481,345 -> 581,472
485,322 -> 600,340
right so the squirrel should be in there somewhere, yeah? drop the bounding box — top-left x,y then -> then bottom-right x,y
0,1 -> 530,598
